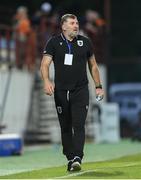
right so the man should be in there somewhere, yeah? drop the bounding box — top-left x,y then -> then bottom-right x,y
40,14 -> 104,172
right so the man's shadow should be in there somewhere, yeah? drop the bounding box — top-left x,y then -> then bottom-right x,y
79,170 -> 124,178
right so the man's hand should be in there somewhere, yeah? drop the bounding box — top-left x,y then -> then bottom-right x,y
95,88 -> 104,101
44,80 -> 55,96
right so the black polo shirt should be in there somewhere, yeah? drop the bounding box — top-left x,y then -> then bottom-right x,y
43,33 -> 94,90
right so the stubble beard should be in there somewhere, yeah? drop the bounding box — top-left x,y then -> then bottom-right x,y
70,30 -> 79,38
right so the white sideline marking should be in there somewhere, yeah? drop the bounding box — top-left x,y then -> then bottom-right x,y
55,162 -> 141,179
55,170 -> 94,179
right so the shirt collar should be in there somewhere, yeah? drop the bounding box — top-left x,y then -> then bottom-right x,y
61,33 -> 78,42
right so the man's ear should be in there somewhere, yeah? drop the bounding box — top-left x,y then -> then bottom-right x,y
62,24 -> 66,31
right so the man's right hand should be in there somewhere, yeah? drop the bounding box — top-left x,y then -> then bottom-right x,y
44,80 -> 55,96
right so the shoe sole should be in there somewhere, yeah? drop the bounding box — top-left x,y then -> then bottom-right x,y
71,162 -> 81,171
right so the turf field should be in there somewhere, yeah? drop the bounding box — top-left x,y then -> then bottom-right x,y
0,140 -> 141,179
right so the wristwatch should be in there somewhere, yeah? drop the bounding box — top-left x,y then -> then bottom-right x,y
95,84 -> 102,89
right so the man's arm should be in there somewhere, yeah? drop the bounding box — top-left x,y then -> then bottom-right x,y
88,55 -> 102,86
88,55 -> 104,99
40,55 -> 54,96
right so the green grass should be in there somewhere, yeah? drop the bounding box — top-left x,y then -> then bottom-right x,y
1,140 -> 141,179
1,153 -> 141,179
1,140 -> 141,176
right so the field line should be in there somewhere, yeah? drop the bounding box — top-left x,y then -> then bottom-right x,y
55,162 -> 141,179
55,170 -> 94,179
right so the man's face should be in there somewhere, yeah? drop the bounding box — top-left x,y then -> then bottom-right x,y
62,18 -> 79,37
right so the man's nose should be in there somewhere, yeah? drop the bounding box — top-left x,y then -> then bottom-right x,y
74,23 -> 79,28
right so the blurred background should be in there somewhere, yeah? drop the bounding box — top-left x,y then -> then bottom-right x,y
0,0 -> 141,151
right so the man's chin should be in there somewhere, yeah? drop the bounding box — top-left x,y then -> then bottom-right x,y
71,32 -> 78,37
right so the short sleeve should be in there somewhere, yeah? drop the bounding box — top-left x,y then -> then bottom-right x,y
87,38 -> 95,59
43,38 -> 54,57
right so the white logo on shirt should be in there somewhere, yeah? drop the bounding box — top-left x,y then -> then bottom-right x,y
57,106 -> 62,114
60,42 -> 63,45
77,40 -> 83,46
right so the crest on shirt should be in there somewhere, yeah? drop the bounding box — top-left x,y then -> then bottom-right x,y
77,40 -> 83,46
